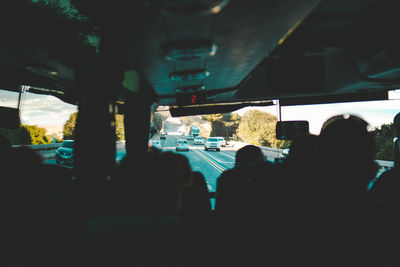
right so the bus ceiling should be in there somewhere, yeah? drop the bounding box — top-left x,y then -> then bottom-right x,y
1,1 -> 400,108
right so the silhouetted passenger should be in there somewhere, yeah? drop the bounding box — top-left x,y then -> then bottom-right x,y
234,144 -> 265,167
2,146 -> 46,264
214,145 -> 280,266
180,170 -> 213,267
317,114 -> 378,203
39,163 -> 87,265
87,150 -> 195,267
182,171 -> 211,219
215,145 -> 269,215
314,114 -> 379,267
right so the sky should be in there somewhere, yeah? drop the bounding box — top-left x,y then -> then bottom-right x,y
1,88 -> 400,135
235,92 -> 400,134
0,89 -> 77,134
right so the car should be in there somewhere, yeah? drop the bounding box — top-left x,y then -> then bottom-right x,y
55,140 -> 74,165
204,137 -> 220,151
187,134 -> 194,140
176,139 -> 189,152
151,139 -> 161,150
160,133 -> 166,139
217,137 -> 226,146
194,136 -> 204,145
281,148 -> 290,159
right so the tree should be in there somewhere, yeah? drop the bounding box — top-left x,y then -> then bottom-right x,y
237,110 -> 289,148
224,113 -> 241,138
115,114 -> 125,141
63,111 -> 126,140
152,112 -> 167,132
372,123 -> 396,161
203,113 -> 240,138
23,125 -> 51,145
63,112 -> 77,140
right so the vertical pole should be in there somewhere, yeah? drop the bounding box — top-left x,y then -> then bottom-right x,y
394,112 -> 400,168
73,31 -> 124,219
276,99 -> 282,121
275,99 -> 282,162
124,79 -> 156,159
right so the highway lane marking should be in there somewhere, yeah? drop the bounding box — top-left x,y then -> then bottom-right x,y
193,149 -> 227,173
158,144 -> 228,173
197,149 -> 233,167
219,150 -> 236,160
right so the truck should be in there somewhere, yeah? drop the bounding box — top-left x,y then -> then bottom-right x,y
189,126 -> 200,137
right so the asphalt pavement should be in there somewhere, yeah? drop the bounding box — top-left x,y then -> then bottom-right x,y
156,134 -> 237,192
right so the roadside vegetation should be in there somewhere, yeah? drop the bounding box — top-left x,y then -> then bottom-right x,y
1,109 -> 396,161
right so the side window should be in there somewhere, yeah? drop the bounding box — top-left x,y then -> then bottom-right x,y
0,89 -> 77,162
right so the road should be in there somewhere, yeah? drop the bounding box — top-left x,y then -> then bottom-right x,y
43,134 -> 236,193
156,133 -> 237,192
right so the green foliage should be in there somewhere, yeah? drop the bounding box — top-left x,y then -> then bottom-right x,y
152,112 -> 167,132
0,126 -> 31,145
203,113 -> 241,137
23,125 -> 51,145
63,111 -> 126,141
63,112 -> 77,140
115,114 -> 125,141
179,115 -> 202,126
203,114 -> 223,123
237,110 -> 289,148
372,123 -> 396,161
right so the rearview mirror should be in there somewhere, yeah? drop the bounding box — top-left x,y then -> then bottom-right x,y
0,107 -> 20,129
276,120 -> 309,140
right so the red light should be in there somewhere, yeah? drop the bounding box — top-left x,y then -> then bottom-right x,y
191,94 -> 197,104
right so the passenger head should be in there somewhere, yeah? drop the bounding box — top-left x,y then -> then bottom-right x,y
11,145 -> 44,170
235,145 -> 265,167
182,171 -> 211,218
161,152 -> 192,215
9,146 -> 44,191
317,114 -> 378,187
123,151 -> 192,216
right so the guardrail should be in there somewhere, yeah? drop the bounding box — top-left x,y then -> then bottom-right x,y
12,141 -> 395,172
375,159 -> 394,170
12,143 -> 62,151
12,143 -> 62,160
12,141 -> 126,161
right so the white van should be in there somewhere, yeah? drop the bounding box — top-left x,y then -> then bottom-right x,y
217,137 -> 226,146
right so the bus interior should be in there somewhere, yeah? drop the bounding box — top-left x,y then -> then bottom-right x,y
1,0 -> 400,266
